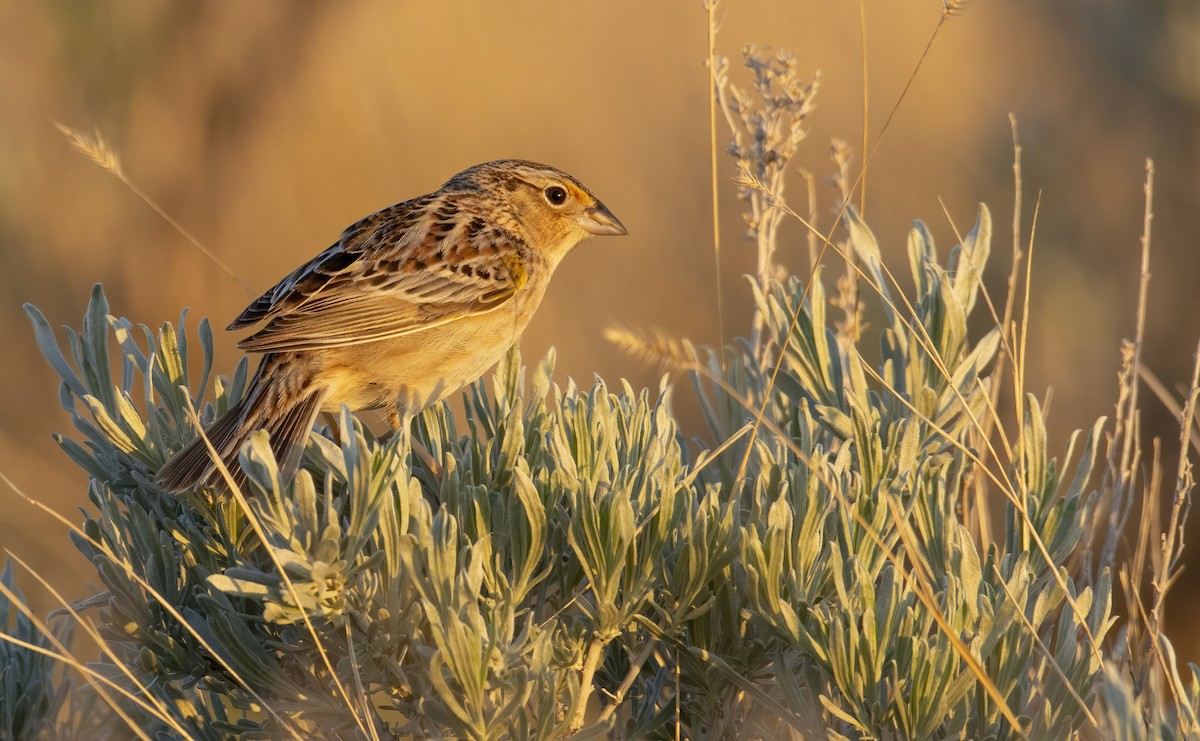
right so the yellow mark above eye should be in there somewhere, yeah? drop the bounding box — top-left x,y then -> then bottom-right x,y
500,253 -> 527,290
564,182 -> 589,205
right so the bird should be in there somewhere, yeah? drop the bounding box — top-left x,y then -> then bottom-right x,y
157,159 -> 626,492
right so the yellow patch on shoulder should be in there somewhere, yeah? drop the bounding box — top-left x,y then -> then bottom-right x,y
500,252 -> 527,290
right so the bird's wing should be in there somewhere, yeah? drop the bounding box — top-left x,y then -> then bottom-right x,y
230,195 -> 530,353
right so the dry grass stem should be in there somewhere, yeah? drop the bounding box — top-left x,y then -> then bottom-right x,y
53,122 -> 255,296
706,0 -> 727,350
942,0 -> 971,19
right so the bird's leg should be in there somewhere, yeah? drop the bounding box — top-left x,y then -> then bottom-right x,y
411,440 -> 443,477
322,412 -> 342,445
386,407 -> 403,434
386,407 -> 443,477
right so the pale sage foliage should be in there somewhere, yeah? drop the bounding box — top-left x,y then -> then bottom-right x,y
6,193 -> 1189,739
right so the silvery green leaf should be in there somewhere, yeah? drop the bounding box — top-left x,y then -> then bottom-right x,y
24,302 -> 88,401
207,574 -> 271,599
948,205 -> 992,316
844,206 -> 893,312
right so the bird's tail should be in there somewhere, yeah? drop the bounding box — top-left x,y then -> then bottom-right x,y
157,354 -> 325,492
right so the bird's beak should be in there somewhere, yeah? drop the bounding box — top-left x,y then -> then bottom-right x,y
580,200 -> 628,236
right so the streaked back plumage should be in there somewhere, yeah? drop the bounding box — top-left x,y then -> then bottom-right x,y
157,159 -> 625,492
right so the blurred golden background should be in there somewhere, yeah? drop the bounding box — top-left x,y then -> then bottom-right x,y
2,1 -> 1198,659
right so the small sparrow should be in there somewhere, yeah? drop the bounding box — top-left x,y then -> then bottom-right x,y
157,160 -> 626,491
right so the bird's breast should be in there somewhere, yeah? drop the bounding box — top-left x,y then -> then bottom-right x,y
311,292 -> 547,415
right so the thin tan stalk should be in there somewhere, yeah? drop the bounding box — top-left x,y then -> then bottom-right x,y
0,581 -> 160,740
1147,339 -> 1200,675
857,0 -> 870,215
597,638 -> 659,723
180,400 -> 381,741
0,470 -> 305,739
1096,161 -> 1155,577
613,328 -> 1029,730
732,174 -> 1108,667
970,113 -> 1027,545
6,552 -> 180,729
0,630 -> 155,740
1139,365 -> 1200,455
55,123 -> 254,296
992,565 -> 1101,732
705,0 -> 726,351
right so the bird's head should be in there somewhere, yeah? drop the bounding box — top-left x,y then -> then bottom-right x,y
446,160 -> 627,259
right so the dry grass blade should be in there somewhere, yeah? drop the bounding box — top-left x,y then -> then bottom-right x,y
734,169 -> 818,237
991,564 -> 1101,732
856,0 -> 869,214
181,399 -> 383,741
1138,365 -> 1200,456
0,469 -> 305,739
53,122 -> 255,296
54,123 -> 123,177
5,551 -> 179,729
1094,160 -> 1156,588
0,568 -> 177,733
604,326 -> 699,373
942,0 -> 971,18
971,113 -> 1029,546
1151,339 -> 1200,625
680,422 -> 753,490
0,630 -> 155,741
705,0 -> 726,349
1120,464 -> 1158,693
873,506 -> 1029,737
739,172 -> 1014,475
732,171 -> 1110,672
714,151 -> 1119,699
612,328 -> 1029,734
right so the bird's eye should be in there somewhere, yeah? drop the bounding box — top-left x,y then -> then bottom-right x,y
544,185 -> 568,206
